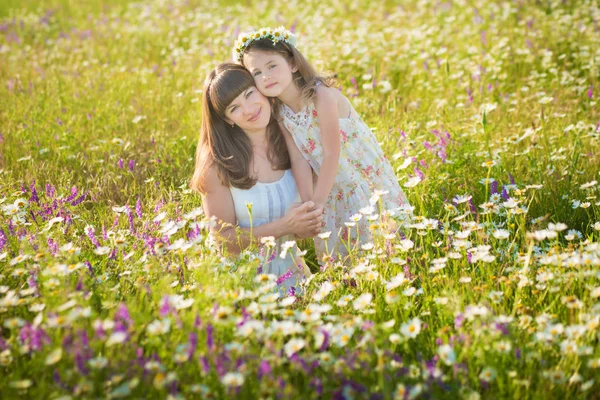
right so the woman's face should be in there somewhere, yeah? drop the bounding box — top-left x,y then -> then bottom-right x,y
223,86 -> 271,132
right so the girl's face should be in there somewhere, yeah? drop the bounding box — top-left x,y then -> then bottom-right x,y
243,50 -> 297,98
223,86 -> 271,132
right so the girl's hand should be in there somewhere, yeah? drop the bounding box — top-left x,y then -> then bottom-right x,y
284,201 -> 323,238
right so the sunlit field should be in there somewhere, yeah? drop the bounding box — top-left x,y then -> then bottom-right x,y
1,0 -> 599,398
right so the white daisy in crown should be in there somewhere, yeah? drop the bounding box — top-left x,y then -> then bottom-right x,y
232,26 -> 297,63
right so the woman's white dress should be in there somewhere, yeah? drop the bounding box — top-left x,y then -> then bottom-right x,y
229,169 -> 309,293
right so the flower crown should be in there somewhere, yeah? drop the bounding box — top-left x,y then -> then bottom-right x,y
232,26 -> 298,63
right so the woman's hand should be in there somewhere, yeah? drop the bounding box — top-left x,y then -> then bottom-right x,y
284,201 -> 323,239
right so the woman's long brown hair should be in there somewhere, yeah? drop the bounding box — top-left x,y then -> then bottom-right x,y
190,63 -> 290,193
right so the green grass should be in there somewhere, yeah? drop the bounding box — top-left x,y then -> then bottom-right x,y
0,0 -> 599,398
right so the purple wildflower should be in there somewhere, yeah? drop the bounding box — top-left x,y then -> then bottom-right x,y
19,323 -> 51,351
414,167 -> 424,180
47,237 -> 58,255
276,269 -> 294,285
84,260 -> 94,276
126,206 -> 135,233
29,181 -> 39,203
287,285 -> 296,297
114,303 -> 133,329
187,331 -> 197,361
135,198 -> 142,218
194,313 -> 202,329
200,357 -> 211,374
66,186 -> 78,202
206,323 -> 214,351
319,329 -> 330,351
454,313 -> 465,329
45,183 -> 55,198
490,181 -> 499,195
501,186 -> 510,201
86,226 -> 101,248
0,228 -> 7,252
159,296 -> 175,318
71,192 -> 87,206
117,158 -> 124,169
467,198 -> 478,215
75,350 -> 89,375
258,360 -> 271,379
128,159 -> 135,171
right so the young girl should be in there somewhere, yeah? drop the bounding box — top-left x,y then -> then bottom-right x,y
232,27 -> 411,261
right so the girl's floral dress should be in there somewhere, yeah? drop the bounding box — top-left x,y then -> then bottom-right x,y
281,97 -> 411,261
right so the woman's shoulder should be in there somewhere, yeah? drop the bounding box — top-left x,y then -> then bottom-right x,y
202,161 -> 229,193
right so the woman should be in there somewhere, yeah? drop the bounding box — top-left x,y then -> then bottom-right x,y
190,63 -> 322,292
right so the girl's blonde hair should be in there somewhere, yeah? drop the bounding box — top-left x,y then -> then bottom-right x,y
190,63 -> 290,193
241,39 -> 332,107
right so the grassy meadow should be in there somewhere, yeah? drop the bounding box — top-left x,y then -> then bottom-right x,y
1,0 -> 599,398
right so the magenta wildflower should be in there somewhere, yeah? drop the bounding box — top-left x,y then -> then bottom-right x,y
187,331 -> 198,361
588,86 -> 593,99
71,191 -> 87,206
206,323 -> 214,351
29,181 -> 39,203
467,198 -> 478,215
154,199 -> 164,213
258,360 -> 271,379
114,303 -> 133,329
276,269 -> 294,285
86,226 -> 101,248
117,158 -> 124,168
318,329 -> 329,351
47,237 -> 58,255
200,356 -> 211,374
0,228 -> 7,251
135,198 -> 142,218
414,167 -> 424,180
65,186 -> 78,202
128,159 -> 135,171
108,247 -> 117,260
287,285 -> 296,297
159,295 -> 176,317
19,322 -> 51,351
75,349 -> 89,375
126,206 -> 135,233
454,313 -> 465,329
490,181 -> 498,194
84,260 -> 94,276
508,173 -> 515,185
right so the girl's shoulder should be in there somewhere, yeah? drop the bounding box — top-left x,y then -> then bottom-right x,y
313,84 -> 347,107
313,85 -> 351,119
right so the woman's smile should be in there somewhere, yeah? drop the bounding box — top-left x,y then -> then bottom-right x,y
247,107 -> 262,122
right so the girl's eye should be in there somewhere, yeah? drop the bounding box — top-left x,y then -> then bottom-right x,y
246,90 -> 253,98
269,64 -> 276,69
253,71 -> 261,77
230,106 -> 237,113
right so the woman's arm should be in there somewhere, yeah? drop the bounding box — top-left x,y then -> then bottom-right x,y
201,165 -> 323,254
312,87 -> 342,208
280,123 -> 314,203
